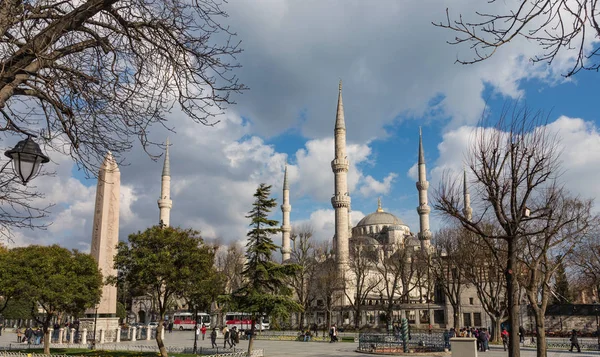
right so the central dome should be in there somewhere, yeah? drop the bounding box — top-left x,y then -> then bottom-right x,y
355,198 -> 404,227
356,211 -> 404,227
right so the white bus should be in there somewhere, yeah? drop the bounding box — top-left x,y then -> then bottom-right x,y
224,312 -> 269,331
172,312 -> 211,330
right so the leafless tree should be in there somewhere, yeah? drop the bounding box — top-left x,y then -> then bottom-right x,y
570,227 -> 600,300
433,102 -> 590,357
215,242 -> 245,295
0,176 -> 51,240
431,227 -> 469,331
375,240 -> 419,326
344,238 -> 382,328
433,1 -> 600,77
0,0 -> 245,175
311,241 -> 340,332
461,226 -> 508,342
288,224 -> 318,329
517,193 -> 592,357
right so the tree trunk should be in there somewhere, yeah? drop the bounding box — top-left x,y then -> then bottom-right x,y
156,323 -> 167,357
491,317 -> 501,343
506,239 -> 520,357
534,310 -> 547,357
452,304 -> 460,331
247,317 -> 256,355
43,329 -> 50,355
299,311 -> 305,330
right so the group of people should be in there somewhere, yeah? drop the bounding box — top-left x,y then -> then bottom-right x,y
15,327 -> 44,344
329,324 -> 338,343
221,325 -> 240,348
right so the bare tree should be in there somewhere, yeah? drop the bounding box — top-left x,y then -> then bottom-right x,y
288,224 -> 318,329
431,227 -> 468,331
1,0 -> 245,175
0,177 -> 51,240
433,102 -> 589,357
345,238 -> 382,328
311,242 -> 340,333
375,240 -> 418,326
570,228 -> 600,300
461,227 -> 508,342
433,1 -> 600,77
215,243 -> 245,295
517,193 -> 592,357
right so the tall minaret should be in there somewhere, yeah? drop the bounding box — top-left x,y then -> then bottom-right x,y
416,128 -> 431,251
463,168 -> 473,221
158,138 -> 173,227
281,164 -> 292,262
331,80 -> 351,269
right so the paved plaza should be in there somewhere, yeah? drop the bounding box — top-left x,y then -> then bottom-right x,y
1,330 -> 599,357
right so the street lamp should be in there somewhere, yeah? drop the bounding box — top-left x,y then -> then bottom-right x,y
593,301 -> 599,350
4,136 -> 49,185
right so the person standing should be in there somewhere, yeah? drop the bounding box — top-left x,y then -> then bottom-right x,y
210,328 -> 218,348
570,329 -> 581,353
443,329 -> 450,349
501,328 -> 509,351
519,325 -> 525,343
201,324 -> 207,340
168,321 -> 173,333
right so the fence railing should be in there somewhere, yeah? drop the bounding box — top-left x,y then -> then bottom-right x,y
0,344 -> 264,356
524,338 -> 600,351
358,332 -> 446,353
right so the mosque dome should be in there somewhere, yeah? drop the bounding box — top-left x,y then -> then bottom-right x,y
355,198 -> 404,227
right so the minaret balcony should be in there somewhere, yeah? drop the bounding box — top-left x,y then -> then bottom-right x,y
281,225 -> 291,233
158,198 -> 173,209
418,230 -> 432,241
331,158 -> 349,172
416,180 -> 429,190
416,204 -> 431,215
281,204 -> 291,212
331,194 -> 351,208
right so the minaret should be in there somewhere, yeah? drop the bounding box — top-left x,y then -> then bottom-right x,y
158,138 -> 173,227
331,80 -> 351,269
463,168 -> 473,221
281,164 -> 292,262
416,128 -> 431,251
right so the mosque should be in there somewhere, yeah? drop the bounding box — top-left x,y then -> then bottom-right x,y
279,82 -> 485,330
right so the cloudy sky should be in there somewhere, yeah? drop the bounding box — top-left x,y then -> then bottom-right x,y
5,0 -> 600,255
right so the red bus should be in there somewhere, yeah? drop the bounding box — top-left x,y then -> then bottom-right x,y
172,312 -> 211,330
224,312 -> 269,331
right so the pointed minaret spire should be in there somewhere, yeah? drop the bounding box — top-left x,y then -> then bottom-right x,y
377,197 -> 383,212
331,80 -> 351,272
416,128 -> 431,252
335,80 -> 345,130
158,138 -> 173,227
281,163 -> 292,262
463,167 -> 473,221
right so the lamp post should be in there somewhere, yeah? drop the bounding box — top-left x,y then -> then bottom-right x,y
594,301 -> 599,350
4,136 -> 49,185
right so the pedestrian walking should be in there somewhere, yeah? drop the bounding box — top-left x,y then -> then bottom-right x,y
230,326 -> 237,347
443,329 -> 450,349
210,328 -> 218,348
519,325 -> 525,343
16,328 -> 22,343
329,324 -> 338,343
569,329 -> 581,353
201,324 -> 207,340
168,321 -> 173,333
223,326 -> 232,348
501,328 -> 509,351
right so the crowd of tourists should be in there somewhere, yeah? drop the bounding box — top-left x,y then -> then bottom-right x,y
443,326 -> 491,351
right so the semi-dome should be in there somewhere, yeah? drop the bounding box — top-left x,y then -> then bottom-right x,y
356,198 -> 404,227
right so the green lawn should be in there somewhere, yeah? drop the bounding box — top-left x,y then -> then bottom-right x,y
9,348 -> 198,357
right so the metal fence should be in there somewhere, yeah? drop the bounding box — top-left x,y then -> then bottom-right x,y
0,344 -> 264,356
524,338 -> 600,351
358,332 -> 446,353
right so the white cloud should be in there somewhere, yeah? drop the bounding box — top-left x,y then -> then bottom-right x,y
359,173 -> 398,196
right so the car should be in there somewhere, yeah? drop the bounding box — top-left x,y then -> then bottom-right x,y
147,322 -> 159,328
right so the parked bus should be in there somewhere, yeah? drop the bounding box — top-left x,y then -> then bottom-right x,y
224,312 -> 269,331
172,312 -> 211,330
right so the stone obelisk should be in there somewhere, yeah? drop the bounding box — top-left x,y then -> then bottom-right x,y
82,152 -> 120,341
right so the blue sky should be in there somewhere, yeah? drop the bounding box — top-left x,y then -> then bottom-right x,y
7,0 -> 600,252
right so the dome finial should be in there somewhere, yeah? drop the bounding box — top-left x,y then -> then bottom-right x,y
377,197 -> 383,212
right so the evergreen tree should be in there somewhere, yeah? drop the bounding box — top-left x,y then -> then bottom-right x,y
232,183 -> 302,354
553,259 -> 571,304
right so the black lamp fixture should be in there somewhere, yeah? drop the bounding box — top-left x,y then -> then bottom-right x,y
4,136 -> 50,185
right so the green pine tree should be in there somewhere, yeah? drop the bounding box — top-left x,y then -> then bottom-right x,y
232,183 -> 302,354
553,259 -> 571,304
